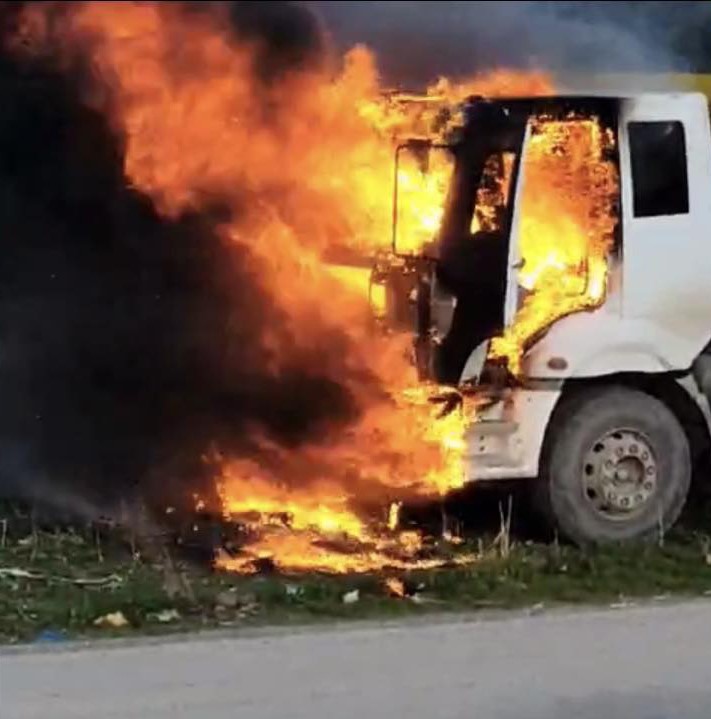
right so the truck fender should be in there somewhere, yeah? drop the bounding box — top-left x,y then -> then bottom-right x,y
564,347 -> 672,378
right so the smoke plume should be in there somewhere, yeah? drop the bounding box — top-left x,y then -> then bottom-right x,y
0,1 -> 361,516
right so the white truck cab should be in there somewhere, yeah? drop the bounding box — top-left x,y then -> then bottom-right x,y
377,92 -> 711,544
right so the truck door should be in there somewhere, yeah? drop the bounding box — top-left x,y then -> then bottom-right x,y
501,122 -> 533,330
450,121 -> 531,384
619,94 -> 711,364
437,129 -> 528,385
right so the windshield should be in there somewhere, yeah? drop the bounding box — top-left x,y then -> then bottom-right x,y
470,152 -> 516,234
438,144 -> 522,255
392,145 -> 455,256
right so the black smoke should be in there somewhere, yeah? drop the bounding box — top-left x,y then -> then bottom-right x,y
0,1 -> 360,517
224,1 -> 325,79
177,1 -> 325,82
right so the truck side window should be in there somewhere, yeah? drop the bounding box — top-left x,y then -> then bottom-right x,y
470,152 -> 515,233
628,121 -> 689,217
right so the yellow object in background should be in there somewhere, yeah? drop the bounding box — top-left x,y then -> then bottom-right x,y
680,74 -> 711,100
556,72 -> 711,101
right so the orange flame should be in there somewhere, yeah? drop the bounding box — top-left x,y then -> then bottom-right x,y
384,577 -> 407,598
490,118 -> 618,374
9,1 -> 558,573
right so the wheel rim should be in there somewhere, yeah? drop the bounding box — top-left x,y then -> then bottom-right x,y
581,428 -> 658,520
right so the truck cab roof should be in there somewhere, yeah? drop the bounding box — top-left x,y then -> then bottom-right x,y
463,92 -> 708,118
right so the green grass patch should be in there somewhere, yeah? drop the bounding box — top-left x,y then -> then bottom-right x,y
2,527 -> 711,644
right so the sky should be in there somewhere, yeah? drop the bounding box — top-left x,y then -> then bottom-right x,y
308,1 -> 711,85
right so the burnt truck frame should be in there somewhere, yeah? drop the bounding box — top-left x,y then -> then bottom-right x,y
374,92 -> 711,544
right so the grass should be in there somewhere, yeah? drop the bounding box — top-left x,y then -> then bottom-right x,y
2,520 -> 711,644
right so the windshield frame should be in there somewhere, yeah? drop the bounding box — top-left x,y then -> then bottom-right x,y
437,106 -> 528,257
391,140 -> 456,257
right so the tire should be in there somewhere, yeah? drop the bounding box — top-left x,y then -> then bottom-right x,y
536,385 -> 691,545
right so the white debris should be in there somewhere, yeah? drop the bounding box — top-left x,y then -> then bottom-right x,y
342,589 -> 360,605
285,584 -> 303,598
93,611 -> 129,628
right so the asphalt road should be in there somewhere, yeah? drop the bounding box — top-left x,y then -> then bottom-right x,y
2,601 -> 711,719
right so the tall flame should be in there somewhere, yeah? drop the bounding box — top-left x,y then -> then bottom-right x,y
8,2 -> 566,573
490,117 -> 618,374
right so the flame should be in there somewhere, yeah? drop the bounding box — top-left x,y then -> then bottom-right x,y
323,264 -> 386,317
395,150 -> 455,254
384,577 -> 407,598
388,502 -> 402,531
8,2 -> 553,573
211,385 -> 472,573
490,118 -> 618,374
471,153 -> 517,234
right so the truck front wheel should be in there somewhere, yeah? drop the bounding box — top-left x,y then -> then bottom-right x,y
537,386 -> 691,544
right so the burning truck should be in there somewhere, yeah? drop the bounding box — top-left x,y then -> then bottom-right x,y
374,91 -> 711,544
5,1 -> 711,573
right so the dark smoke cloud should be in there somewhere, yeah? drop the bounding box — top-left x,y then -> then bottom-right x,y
0,1 -> 359,517
309,1 -> 711,86
225,0 -> 325,78
183,1 -> 326,81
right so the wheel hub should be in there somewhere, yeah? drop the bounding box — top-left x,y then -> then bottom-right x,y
582,429 -> 658,519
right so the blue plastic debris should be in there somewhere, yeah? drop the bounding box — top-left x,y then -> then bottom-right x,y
34,629 -> 66,643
